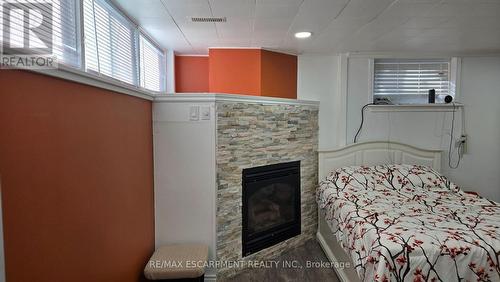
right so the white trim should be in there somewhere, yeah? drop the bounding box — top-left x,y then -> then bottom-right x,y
336,53 -> 349,147
450,57 -> 462,102
16,67 -> 317,104
367,103 -> 463,112
153,93 -> 319,106
166,50 -> 176,94
76,0 -> 85,69
29,65 -> 156,101
367,58 -> 374,103
174,54 -> 209,57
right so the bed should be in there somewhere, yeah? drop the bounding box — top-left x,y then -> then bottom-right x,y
316,141 -> 500,282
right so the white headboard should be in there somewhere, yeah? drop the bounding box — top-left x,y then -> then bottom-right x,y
319,141 -> 442,181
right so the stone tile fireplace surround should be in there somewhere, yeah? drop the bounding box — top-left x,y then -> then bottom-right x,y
153,94 -> 319,280
217,101 -> 318,278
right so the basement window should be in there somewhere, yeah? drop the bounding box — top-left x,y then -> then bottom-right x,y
1,0 -> 81,67
139,35 -> 166,92
373,59 -> 452,104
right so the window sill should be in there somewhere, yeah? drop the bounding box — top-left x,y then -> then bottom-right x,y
368,103 -> 463,112
28,65 -> 164,101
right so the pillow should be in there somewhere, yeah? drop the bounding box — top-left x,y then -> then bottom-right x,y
323,164 -> 459,192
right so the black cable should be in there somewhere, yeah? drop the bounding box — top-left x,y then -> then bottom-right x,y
353,103 -> 373,143
448,102 -> 462,169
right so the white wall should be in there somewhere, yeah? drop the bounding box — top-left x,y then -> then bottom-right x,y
345,56 -> 500,201
298,55 -> 341,150
153,102 -> 217,279
447,57 -> 500,201
298,54 -> 500,201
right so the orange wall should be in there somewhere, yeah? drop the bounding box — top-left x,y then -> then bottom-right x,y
175,56 -> 209,92
0,70 -> 154,282
261,50 -> 297,99
205,48 -> 297,98
208,49 -> 262,96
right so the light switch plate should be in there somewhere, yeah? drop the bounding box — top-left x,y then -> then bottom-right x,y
189,106 -> 199,121
200,106 -> 211,120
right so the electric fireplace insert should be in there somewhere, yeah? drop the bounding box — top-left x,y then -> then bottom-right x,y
242,161 -> 301,256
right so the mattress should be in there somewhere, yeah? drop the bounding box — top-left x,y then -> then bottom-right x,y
317,164 -> 500,282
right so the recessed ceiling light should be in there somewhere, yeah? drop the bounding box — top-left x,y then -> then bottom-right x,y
294,31 -> 312,39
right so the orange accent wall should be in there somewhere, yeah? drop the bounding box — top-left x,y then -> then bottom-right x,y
0,70 -> 154,282
175,56 -> 209,92
208,49 -> 262,96
261,50 -> 297,99
206,48 -> 297,99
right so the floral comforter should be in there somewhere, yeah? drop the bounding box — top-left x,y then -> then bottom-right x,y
317,164 -> 500,282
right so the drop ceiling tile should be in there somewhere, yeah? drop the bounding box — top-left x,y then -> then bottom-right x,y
354,17 -> 411,40
216,38 -> 252,46
474,3 -> 500,17
441,16 -> 500,29
254,0 -> 303,19
115,0 -> 500,54
116,0 -> 169,18
209,0 -> 254,18
215,18 -> 252,38
162,0 -> 212,17
423,2 -> 477,17
381,2 -> 437,18
336,0 -> 395,21
402,17 -> 448,29
288,0 -> 349,29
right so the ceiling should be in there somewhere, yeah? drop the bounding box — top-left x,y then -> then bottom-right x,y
114,0 -> 500,55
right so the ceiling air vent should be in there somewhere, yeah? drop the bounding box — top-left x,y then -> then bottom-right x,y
191,17 -> 227,23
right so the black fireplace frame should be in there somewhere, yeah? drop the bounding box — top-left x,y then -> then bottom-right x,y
242,161 -> 301,257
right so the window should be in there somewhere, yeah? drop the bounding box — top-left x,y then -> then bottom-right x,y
2,0 -> 167,93
1,0 -> 81,67
139,35 -> 165,92
373,59 -> 450,104
83,0 -> 138,85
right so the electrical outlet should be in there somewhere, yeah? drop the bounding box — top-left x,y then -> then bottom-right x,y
456,134 -> 467,154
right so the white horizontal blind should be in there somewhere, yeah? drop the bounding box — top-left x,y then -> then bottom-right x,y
139,34 -> 165,92
374,59 -> 450,101
83,0 -> 138,85
0,0 -> 80,67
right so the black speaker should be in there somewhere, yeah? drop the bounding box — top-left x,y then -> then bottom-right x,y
428,89 -> 436,103
444,95 -> 453,103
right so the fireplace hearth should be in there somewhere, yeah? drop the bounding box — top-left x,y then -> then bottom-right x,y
242,161 -> 301,256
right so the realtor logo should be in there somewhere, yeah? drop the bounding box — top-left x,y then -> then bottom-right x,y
1,1 -> 57,69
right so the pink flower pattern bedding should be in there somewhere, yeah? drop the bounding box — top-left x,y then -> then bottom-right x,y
317,164 -> 500,282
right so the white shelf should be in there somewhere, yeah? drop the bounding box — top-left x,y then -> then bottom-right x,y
368,103 -> 463,112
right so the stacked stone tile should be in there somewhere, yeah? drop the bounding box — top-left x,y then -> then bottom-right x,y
215,102 -> 319,278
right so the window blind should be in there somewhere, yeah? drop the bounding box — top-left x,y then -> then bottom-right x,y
1,0 -> 80,67
139,34 -> 165,92
374,59 -> 450,103
83,0 -> 138,85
